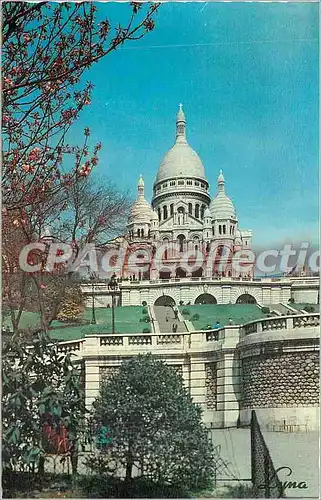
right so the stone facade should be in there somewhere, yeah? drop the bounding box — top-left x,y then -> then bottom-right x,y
205,363 -> 217,410
82,276 -> 319,308
241,351 -> 319,409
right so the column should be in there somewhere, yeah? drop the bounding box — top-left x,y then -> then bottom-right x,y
85,360 -> 100,410
216,352 -> 241,428
189,357 -> 206,410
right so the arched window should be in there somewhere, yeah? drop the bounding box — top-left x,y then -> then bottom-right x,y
219,225 -> 222,235
170,204 -> 174,216
163,205 -> 168,220
141,228 -> 144,237
137,229 -> 141,237
195,204 -> 200,218
223,225 -> 226,235
158,208 -> 161,221
200,205 -> 205,219
177,234 -> 186,253
188,203 -> 193,215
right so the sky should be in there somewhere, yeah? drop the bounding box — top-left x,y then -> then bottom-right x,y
69,2 -> 319,248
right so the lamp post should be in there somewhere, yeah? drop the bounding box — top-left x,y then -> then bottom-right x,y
88,267 -> 97,325
109,273 -> 118,334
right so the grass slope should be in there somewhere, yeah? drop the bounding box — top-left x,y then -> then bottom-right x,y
180,304 -> 264,330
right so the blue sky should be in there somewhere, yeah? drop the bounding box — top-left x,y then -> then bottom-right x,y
69,2 -> 319,247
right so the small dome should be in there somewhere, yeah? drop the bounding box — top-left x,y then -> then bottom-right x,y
129,198 -> 153,223
210,170 -> 236,220
204,207 -> 211,218
128,176 -> 153,223
210,192 -> 236,219
151,210 -> 159,221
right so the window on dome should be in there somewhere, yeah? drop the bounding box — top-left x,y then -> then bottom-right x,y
223,226 -> 226,235
187,180 -> 192,185
170,181 -> 176,186
200,205 -> 205,219
219,225 -> 222,235
163,183 -> 167,188
178,180 -> 184,185
195,181 -> 199,186
158,208 -> 161,221
188,203 -> 193,215
195,204 -> 200,218
137,229 -> 141,237
141,229 -> 144,237
170,204 -> 174,216
163,205 -> 168,220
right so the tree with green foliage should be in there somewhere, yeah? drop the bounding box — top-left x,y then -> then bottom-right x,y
90,354 -> 215,491
2,332 -> 87,475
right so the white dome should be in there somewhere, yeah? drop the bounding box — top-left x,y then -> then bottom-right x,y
151,210 -> 159,221
210,170 -> 236,220
129,198 -> 153,222
128,175 -> 153,223
210,192 -> 236,219
156,105 -> 206,183
156,142 -> 206,182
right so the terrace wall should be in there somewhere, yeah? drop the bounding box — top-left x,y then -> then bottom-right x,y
57,313 -> 320,430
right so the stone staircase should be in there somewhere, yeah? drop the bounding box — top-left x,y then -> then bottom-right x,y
153,306 -> 187,333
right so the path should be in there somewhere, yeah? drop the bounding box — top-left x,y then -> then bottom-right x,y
153,306 -> 187,333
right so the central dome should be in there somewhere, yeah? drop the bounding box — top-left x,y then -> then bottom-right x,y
156,142 -> 206,182
155,104 -> 206,183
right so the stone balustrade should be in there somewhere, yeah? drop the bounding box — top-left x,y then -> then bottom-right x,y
54,312 -> 320,358
242,313 -> 319,337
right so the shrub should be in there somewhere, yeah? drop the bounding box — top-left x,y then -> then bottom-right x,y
261,307 -> 270,314
142,301 -> 147,306
179,300 -> 184,306
304,304 -> 315,313
182,308 -> 190,316
192,313 -> 200,320
91,354 -> 215,490
142,327 -> 151,333
144,316 -> 151,323
288,297 -> 295,304
142,307 -> 148,315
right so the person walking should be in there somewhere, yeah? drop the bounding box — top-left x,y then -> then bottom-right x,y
212,320 -> 221,330
228,318 -> 234,325
172,323 -> 177,333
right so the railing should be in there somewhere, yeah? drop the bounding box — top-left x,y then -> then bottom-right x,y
157,334 -> 181,345
56,339 -> 84,354
80,276 -> 319,289
243,313 -> 320,336
55,313 -> 319,355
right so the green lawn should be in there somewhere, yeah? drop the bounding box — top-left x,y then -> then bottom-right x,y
3,306 -> 146,341
2,311 -> 41,330
179,304 -> 265,330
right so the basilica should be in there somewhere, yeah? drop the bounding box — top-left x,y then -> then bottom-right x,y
124,105 -> 252,279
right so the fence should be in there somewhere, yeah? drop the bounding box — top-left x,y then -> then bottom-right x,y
251,410 -> 283,498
